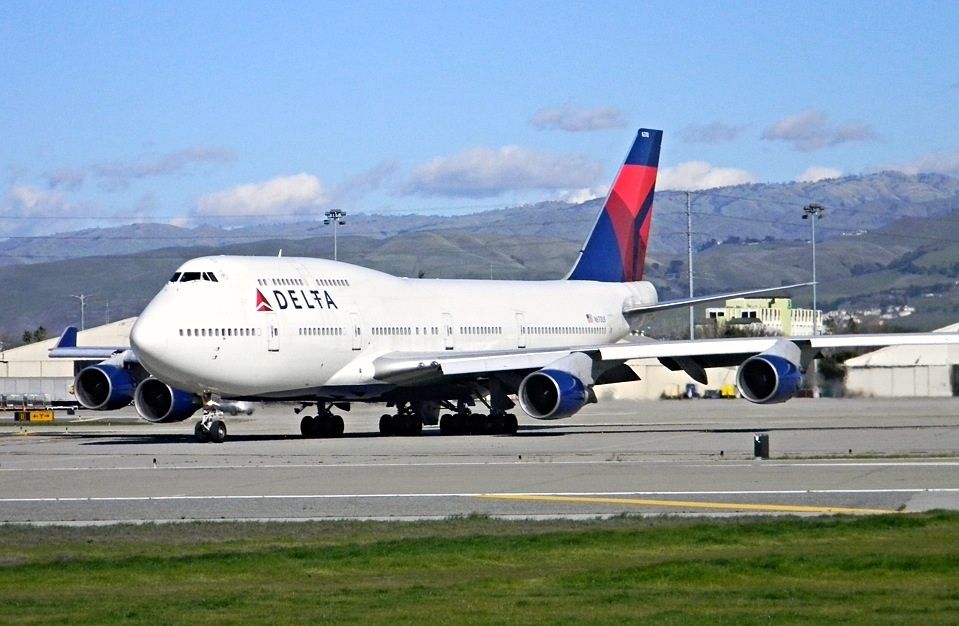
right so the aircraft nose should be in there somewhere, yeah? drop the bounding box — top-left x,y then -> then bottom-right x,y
130,309 -> 169,367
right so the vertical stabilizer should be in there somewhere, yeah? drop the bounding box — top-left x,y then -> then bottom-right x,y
567,128 -> 662,282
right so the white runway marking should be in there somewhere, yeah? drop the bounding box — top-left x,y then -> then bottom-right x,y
3,459 -> 959,473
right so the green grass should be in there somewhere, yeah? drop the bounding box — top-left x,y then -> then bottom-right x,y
2,513 -> 959,624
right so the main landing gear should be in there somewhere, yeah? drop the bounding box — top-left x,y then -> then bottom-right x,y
298,403 -> 345,438
378,404 -> 424,437
438,404 -> 518,436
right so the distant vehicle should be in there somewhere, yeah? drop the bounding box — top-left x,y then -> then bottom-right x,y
220,401 -> 255,416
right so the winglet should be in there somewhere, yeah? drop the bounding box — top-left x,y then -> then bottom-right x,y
55,326 -> 78,349
567,128 -> 663,282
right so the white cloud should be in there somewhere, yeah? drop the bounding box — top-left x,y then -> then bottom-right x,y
761,109 -> 878,152
530,105 -> 628,132
556,187 -> 604,204
883,150 -> 959,176
0,184 -> 85,237
657,161 -> 757,191
797,166 -> 843,182
195,173 -> 330,220
404,145 -> 603,198
680,122 -> 749,144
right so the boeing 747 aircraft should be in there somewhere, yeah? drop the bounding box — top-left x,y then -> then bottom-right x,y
52,129 -> 959,442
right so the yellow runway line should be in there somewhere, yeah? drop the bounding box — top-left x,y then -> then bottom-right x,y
479,493 -> 895,515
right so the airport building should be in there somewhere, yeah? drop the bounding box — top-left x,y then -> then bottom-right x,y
0,318 -> 134,403
704,298 -> 821,337
844,322 -> 959,397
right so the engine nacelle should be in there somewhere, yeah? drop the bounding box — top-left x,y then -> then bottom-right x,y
737,353 -> 803,404
518,369 -> 590,419
74,364 -> 136,410
134,378 -> 200,423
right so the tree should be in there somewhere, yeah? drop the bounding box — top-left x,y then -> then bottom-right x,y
20,326 -> 48,345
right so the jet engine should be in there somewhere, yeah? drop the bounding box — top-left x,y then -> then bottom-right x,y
737,346 -> 803,404
134,378 -> 201,423
74,364 -> 136,411
517,352 -> 595,420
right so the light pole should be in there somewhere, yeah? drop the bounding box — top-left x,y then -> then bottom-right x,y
802,203 -> 825,397
686,191 -> 694,340
70,294 -> 89,331
324,209 -> 347,261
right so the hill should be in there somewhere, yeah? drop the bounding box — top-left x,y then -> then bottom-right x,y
3,171 -> 959,266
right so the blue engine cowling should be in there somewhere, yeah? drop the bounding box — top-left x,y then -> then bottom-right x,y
134,378 -> 201,423
737,354 -> 803,404
518,369 -> 589,419
74,364 -> 136,410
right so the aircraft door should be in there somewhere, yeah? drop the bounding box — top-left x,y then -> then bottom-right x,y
442,312 -> 454,350
516,313 -> 526,348
350,312 -> 362,351
266,312 -> 279,352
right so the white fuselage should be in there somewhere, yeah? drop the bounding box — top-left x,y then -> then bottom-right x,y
129,255 -> 658,400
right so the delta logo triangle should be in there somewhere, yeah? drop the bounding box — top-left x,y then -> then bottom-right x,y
255,289 -> 273,312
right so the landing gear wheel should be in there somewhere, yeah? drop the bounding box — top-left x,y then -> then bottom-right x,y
208,420 -> 227,443
300,415 -> 316,438
439,414 -> 453,436
194,421 -> 209,443
504,413 -> 518,435
330,415 -> 345,437
379,414 -> 394,436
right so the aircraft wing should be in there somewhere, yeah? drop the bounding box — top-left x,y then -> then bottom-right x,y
373,332 -> 959,386
47,326 -> 133,360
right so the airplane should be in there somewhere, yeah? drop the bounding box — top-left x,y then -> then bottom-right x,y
51,128 -> 959,443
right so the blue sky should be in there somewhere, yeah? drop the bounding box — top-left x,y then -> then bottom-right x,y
3,1 -> 959,237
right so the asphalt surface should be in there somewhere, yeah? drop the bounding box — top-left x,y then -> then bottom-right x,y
1,397 -> 957,524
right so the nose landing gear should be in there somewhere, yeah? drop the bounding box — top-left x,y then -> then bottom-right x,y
194,394 -> 228,443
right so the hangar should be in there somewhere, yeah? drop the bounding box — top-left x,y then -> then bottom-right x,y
0,318 -> 134,403
844,322 -> 959,397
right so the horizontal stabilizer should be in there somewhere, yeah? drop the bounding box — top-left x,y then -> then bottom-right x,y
625,282 -> 814,316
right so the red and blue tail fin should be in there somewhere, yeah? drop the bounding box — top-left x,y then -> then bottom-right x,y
567,128 -> 662,282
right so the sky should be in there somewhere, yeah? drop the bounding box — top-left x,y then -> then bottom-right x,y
3,1 -> 959,238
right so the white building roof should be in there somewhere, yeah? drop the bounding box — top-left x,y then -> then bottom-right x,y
845,322 -> 959,368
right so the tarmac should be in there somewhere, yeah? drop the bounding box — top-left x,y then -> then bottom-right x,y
1,397 -> 957,524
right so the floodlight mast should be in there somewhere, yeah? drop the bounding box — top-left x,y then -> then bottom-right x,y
323,209 -> 347,261
802,203 -> 825,397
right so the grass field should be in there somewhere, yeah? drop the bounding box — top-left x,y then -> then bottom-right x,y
2,512 -> 958,625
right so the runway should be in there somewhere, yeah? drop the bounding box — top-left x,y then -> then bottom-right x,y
1,397 -> 957,524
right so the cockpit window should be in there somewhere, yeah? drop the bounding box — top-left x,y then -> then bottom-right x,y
175,271 -> 219,283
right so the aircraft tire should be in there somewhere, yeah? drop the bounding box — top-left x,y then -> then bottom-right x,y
379,414 -> 394,436
330,415 -> 345,437
300,415 -> 316,438
209,420 -> 227,443
504,413 -> 518,435
439,414 -> 453,435
194,421 -> 209,443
